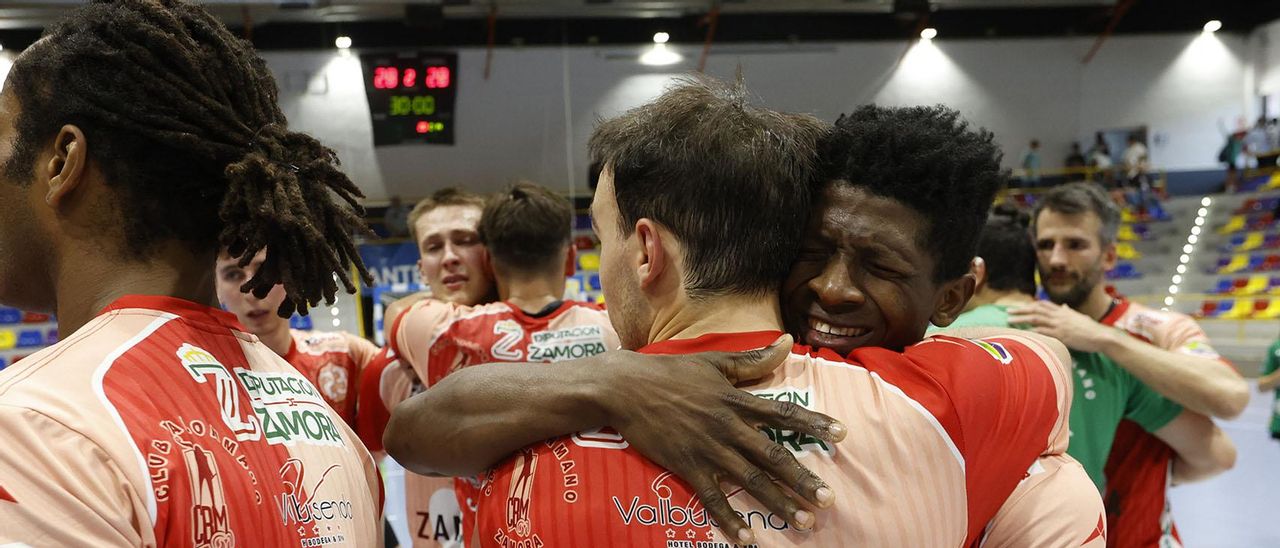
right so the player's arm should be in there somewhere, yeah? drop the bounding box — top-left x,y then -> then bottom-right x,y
1010,301 -> 1249,419
385,335 -> 845,540
1259,343 -> 1280,392
1152,410 -> 1237,484
1100,332 -> 1248,419
0,405 -> 141,546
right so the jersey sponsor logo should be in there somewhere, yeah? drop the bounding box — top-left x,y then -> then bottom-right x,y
180,344 -> 264,442
236,369 -> 346,447
315,362 -> 350,404
528,325 -> 609,362
491,320 -> 526,361
415,487 -> 463,542
277,459 -> 353,545
571,427 -> 630,450
506,448 -> 539,535
613,472 -> 711,530
182,440 -> 234,548
973,340 -> 1014,365
750,389 -> 834,457
1082,514 -> 1106,544
1179,340 -> 1220,359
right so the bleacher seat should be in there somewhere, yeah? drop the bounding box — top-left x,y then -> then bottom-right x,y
1216,254 -> 1251,274
1218,215 -> 1247,234
1238,275 -> 1269,295
1258,299 -> 1280,319
1116,242 -> 1142,260
1211,278 -> 1235,294
1106,262 -> 1142,280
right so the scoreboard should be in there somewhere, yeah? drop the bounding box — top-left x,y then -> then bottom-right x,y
360,51 -> 457,146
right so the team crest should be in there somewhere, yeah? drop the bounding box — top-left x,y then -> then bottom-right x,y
973,340 -> 1014,364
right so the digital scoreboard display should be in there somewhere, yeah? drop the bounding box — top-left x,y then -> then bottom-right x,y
360,51 -> 457,146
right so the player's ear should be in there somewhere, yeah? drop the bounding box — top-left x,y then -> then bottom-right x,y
931,272 -> 975,327
634,218 -> 666,289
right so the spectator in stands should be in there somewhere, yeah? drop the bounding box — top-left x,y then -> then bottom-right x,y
1011,182 -> 1245,547
1245,117 -> 1270,168
1259,337 -> 1280,441
1218,126 -> 1245,192
1122,134 -> 1155,212
1021,138 -> 1041,186
1066,142 -> 1086,170
384,195 -> 411,238
1088,135 -> 1114,186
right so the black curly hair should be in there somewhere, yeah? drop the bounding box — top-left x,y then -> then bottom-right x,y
821,105 -> 1005,282
978,206 -> 1037,296
1,0 -> 371,317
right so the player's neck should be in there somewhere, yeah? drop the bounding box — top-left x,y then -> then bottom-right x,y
259,321 -> 294,357
1077,285 -> 1115,321
981,289 -> 1036,308
648,292 -> 783,345
54,240 -> 218,334
495,270 -> 564,313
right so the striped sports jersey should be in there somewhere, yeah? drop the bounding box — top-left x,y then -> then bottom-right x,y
0,295 -> 382,547
1100,299 -> 1233,548
474,330 -> 1074,547
284,329 -> 379,428
389,298 -> 619,547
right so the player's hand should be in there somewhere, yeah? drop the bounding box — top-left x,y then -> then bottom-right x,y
598,334 -> 846,544
1008,301 -> 1117,353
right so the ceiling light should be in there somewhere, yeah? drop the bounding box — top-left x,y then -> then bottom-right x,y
1164,297 -> 1174,306
1191,226 -> 1202,236
1177,264 -> 1187,274
640,43 -> 682,66
1201,196 -> 1212,206
335,36 -> 352,49
1183,244 -> 1194,254
1204,20 -> 1222,33
1179,254 -> 1191,263
920,28 -> 938,40
1197,208 -> 1208,217
1169,285 -> 1179,294
653,32 -> 670,44
1172,275 -> 1183,285
1195,217 -> 1205,226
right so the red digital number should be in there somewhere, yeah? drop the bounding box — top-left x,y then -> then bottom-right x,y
402,68 -> 418,88
425,66 -> 451,89
373,66 -> 399,89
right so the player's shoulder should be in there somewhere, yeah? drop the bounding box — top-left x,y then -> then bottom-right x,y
290,328 -> 350,353
0,311 -> 176,399
1117,300 -> 1202,336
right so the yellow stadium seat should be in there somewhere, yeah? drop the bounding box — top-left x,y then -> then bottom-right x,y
1257,300 -> 1280,319
1266,172 -> 1280,190
1117,225 -> 1140,242
1220,254 -> 1250,274
1116,243 -> 1142,260
1238,275 -> 1270,296
1121,209 -> 1138,223
578,252 -> 601,272
1240,232 -> 1266,251
1218,215 -> 1246,234
1219,299 -> 1255,319
0,330 -> 14,351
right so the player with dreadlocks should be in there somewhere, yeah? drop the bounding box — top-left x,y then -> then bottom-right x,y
0,0 -> 381,545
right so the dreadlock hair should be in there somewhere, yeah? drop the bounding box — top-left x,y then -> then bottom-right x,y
821,105 -> 1005,283
1,0 -> 371,317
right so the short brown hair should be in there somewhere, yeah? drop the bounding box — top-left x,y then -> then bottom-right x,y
478,182 -> 573,274
590,75 -> 827,298
407,187 -> 488,244
1031,182 -> 1120,245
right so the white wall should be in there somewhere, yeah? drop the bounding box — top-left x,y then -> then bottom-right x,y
225,31 -> 1274,199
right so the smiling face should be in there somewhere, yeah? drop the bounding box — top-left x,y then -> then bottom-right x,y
783,183 -> 970,355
